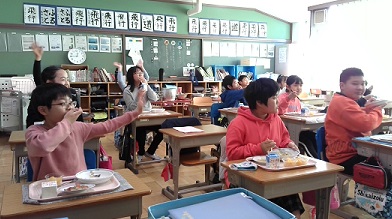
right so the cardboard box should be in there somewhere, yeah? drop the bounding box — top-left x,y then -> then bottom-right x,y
240,58 -> 257,66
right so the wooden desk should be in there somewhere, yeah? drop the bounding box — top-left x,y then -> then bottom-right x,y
301,97 -> 326,106
159,124 -> 227,199
222,159 -> 344,219
372,118 -> 392,134
0,169 -> 151,219
8,131 -> 101,183
352,136 -> 392,174
188,103 -> 213,119
128,110 -> 182,174
280,115 -> 325,146
218,107 -> 238,123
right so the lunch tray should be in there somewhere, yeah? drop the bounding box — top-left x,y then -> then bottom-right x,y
251,159 -> 316,172
29,175 -> 120,202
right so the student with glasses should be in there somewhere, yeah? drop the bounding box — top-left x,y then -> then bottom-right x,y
27,43 -> 83,128
26,83 -> 144,181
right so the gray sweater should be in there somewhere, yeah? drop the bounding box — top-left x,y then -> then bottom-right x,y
123,84 -> 158,112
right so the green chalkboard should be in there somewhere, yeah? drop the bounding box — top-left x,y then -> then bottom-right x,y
125,36 -> 201,78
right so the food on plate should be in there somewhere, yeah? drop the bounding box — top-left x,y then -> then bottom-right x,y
46,176 -> 62,186
282,157 -> 309,167
65,184 -> 91,192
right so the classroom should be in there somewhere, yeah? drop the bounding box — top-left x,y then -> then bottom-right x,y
1,0 -> 392,219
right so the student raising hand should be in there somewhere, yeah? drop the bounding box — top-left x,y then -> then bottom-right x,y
32,43 -> 43,61
64,107 -> 83,124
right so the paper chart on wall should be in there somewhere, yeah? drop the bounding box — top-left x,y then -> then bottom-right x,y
203,41 -> 212,57
49,34 -> 62,51
21,35 -> 34,51
35,34 -> 49,51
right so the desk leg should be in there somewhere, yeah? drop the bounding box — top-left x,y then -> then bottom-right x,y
162,145 -> 180,200
315,186 -> 332,219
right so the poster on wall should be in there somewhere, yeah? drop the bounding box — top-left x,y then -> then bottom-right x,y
21,35 -> 35,51
210,20 -> 219,35
259,23 -> 268,38
199,19 -> 210,35
101,10 -> 114,29
87,36 -> 99,52
40,6 -> 56,26
24,4 -> 40,24
239,22 -> 249,37
49,34 -> 62,51
249,23 -> 258,38
166,16 -> 177,33
115,12 -> 128,30
230,21 -> 239,36
86,9 -> 101,28
141,14 -> 153,32
220,20 -> 229,35
153,15 -> 165,31
35,34 -> 49,51
100,37 -> 111,53
111,37 -> 122,53
72,7 -> 86,26
56,6 -> 71,26
75,35 -> 87,51
62,35 -> 74,51
129,12 -> 141,30
188,18 -> 199,34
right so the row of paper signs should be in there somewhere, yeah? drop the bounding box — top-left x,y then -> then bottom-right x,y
203,41 -> 275,58
7,32 -> 122,53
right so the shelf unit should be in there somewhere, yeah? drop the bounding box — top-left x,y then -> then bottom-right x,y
236,65 -> 256,80
211,65 -> 236,81
70,82 -> 122,120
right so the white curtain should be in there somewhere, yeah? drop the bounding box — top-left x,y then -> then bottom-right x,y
303,0 -> 392,99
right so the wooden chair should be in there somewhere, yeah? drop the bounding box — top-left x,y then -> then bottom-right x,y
192,96 -> 213,104
192,97 -> 213,121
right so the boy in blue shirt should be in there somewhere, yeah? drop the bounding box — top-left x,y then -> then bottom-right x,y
220,75 -> 247,108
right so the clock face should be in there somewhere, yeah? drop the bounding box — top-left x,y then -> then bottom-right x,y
68,49 -> 86,64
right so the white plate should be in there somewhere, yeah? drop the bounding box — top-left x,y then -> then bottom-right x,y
284,112 -> 301,116
76,169 -> 113,184
246,156 -> 266,165
142,110 -> 151,113
271,148 -> 300,159
367,99 -> 389,107
151,108 -> 165,113
58,183 -> 95,195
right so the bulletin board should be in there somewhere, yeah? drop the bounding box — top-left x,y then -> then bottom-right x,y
124,36 -> 201,77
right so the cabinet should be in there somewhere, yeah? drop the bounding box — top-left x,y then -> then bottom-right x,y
236,65 -> 256,80
211,65 -> 236,81
61,64 -> 89,82
70,82 -> 122,121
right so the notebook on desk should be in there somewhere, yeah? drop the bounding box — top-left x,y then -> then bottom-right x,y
173,126 -> 204,133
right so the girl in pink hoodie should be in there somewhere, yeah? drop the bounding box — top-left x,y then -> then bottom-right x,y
26,83 -> 144,181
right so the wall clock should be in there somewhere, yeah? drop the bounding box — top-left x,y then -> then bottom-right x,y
68,48 -> 86,64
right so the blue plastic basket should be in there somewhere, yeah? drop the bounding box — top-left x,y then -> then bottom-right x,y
148,188 -> 295,219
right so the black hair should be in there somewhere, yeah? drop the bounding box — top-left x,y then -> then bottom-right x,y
222,75 -> 236,90
126,66 -> 143,92
285,75 -> 303,92
277,75 -> 287,83
41,65 -> 63,82
238,75 -> 248,82
30,83 -> 71,119
340,68 -> 364,83
244,78 -> 279,110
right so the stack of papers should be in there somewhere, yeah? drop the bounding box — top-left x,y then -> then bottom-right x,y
173,126 -> 204,133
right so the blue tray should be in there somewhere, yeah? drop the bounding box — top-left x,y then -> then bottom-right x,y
148,188 -> 295,219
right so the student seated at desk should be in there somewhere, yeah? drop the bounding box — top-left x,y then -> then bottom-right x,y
238,75 -> 250,89
278,75 -> 317,157
220,75 -> 247,108
114,60 -> 150,91
226,78 -> 304,218
325,67 -> 385,175
27,43 -> 83,128
26,83 -> 144,181
123,66 -> 163,163
276,74 -> 287,96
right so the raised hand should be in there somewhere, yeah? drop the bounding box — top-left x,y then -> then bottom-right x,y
64,107 -> 83,124
32,43 -> 43,61
113,62 -> 123,70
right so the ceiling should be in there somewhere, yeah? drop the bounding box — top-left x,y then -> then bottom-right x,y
165,0 -> 335,22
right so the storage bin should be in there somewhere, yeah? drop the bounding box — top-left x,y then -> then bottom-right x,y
148,188 -> 295,219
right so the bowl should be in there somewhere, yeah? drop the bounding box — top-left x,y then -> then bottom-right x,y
76,169 -> 113,184
177,93 -> 187,100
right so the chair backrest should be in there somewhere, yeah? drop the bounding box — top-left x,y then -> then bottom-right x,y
162,117 -> 202,155
315,126 -> 328,161
218,136 -> 227,181
210,102 -> 225,125
84,149 -> 97,169
26,149 -> 97,182
193,97 -> 213,104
